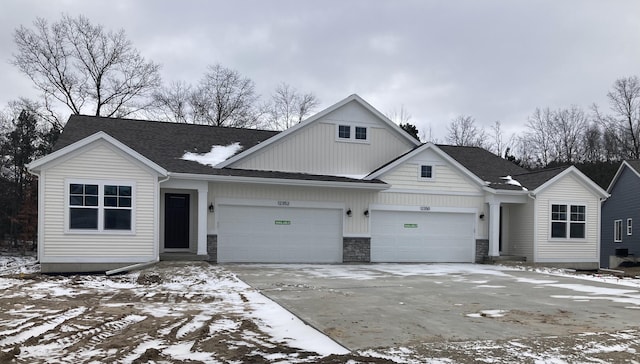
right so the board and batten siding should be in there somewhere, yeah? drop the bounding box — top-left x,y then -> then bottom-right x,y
230,101 -> 414,176
208,182 -> 486,237
504,202 -> 535,260
534,174 -> 600,261
41,142 -> 157,261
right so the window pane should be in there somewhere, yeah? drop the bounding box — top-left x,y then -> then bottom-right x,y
119,197 -> 132,207
70,196 -> 84,206
104,185 -> 117,195
85,184 -> 98,195
338,125 -> 350,138
551,222 -> 566,238
104,197 -> 118,207
570,223 -> 585,239
570,205 -> 585,222
104,209 -> 131,230
70,184 -> 84,194
119,186 -> 132,196
70,208 -> 98,229
85,196 -> 98,206
615,221 -> 622,241
421,165 -> 432,178
355,127 -> 367,140
551,204 -> 567,221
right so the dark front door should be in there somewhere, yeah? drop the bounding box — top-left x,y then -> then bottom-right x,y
165,193 -> 190,249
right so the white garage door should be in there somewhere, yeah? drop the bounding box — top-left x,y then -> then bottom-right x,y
217,205 -> 342,263
371,210 -> 475,262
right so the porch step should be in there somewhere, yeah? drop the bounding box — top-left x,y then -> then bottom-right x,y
160,253 -> 211,261
483,255 -> 527,264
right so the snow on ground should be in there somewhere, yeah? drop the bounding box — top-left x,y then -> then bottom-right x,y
1,256 -> 639,363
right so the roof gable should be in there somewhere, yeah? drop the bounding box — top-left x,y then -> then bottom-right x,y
28,131 -> 167,176
217,94 -> 421,168
607,160 -> 640,193
530,166 -> 608,198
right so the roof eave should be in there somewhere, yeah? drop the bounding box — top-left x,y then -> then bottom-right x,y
167,172 -> 391,190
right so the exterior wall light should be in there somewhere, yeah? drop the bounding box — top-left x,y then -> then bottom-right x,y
209,203 -> 215,213
364,210 -> 369,217
346,209 -> 352,217
479,212 -> 485,220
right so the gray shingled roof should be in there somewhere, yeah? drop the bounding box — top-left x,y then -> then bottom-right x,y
624,160 -> 640,175
54,115 -> 386,185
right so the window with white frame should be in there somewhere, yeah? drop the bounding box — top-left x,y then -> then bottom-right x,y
628,218 -> 633,236
419,165 -> 434,180
614,219 -> 623,242
68,181 -> 134,232
336,124 -> 368,142
551,204 -> 586,239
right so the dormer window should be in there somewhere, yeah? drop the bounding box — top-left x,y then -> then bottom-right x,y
419,165 -> 434,180
336,124 -> 369,143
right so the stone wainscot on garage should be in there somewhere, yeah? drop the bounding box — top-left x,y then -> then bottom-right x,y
27,94 -> 609,273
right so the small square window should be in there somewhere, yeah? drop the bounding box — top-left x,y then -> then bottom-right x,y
420,165 -> 433,179
338,125 -> 350,139
355,127 -> 367,140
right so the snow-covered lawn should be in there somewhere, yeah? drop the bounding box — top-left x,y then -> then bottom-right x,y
1,256 -> 639,363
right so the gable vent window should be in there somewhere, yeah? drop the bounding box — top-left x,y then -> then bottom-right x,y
338,125 -> 351,139
67,180 -> 135,233
551,204 -> 585,239
419,165 -> 434,180
336,124 -> 369,143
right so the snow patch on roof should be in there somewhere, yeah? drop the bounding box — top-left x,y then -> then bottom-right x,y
181,143 -> 243,167
500,175 -> 528,191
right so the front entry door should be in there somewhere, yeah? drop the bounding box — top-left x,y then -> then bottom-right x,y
165,193 -> 190,249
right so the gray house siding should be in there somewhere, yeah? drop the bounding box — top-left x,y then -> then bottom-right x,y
601,167 -> 640,268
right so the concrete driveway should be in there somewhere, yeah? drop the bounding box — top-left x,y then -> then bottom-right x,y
228,264 -> 640,350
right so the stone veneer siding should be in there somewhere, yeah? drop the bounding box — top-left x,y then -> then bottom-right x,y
475,239 -> 489,263
343,237 -> 371,262
207,235 -> 217,262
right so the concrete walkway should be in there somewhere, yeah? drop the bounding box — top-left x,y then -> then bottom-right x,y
228,264 -> 640,350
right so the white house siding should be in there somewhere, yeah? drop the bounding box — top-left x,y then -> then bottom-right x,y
229,102 -> 413,176
41,141 -> 157,261
535,174 -> 600,261
505,202 -> 535,261
208,182 -> 486,238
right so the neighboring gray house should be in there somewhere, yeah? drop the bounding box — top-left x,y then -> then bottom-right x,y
601,160 -> 640,268
27,95 -> 608,273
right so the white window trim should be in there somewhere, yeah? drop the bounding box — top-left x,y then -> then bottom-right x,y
627,218 -> 632,236
65,179 -> 136,235
549,202 -> 586,241
614,219 -> 623,242
417,164 -> 435,181
335,124 -> 370,144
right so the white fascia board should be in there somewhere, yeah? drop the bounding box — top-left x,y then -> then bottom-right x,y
532,166 -> 609,199
168,172 -> 390,190
366,143 -> 488,188
606,160 -> 636,193
27,131 -> 168,176
217,94 -> 420,168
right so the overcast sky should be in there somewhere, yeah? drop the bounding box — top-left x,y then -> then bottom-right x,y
1,0 -> 639,141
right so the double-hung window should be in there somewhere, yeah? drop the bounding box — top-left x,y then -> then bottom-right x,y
627,218 -> 633,236
68,181 -> 134,232
419,165 -> 434,180
336,124 -> 369,142
551,204 -> 585,239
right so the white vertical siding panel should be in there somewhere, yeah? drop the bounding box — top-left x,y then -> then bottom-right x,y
535,175 -> 600,261
42,143 -> 157,259
232,123 -> 412,175
506,202 -> 535,260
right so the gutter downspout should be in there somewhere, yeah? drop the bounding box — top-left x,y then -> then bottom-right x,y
26,167 -> 41,265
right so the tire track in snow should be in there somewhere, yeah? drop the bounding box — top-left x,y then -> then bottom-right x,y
0,306 -> 87,347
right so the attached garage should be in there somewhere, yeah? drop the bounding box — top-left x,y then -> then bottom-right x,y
217,203 -> 343,263
370,209 -> 476,262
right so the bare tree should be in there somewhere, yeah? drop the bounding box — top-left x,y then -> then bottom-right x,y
446,115 -> 487,147
264,83 -> 319,130
551,106 -> 588,163
152,81 -> 193,123
386,104 -> 412,125
522,108 -> 555,166
13,15 -> 161,118
595,76 -> 640,159
582,122 -> 603,162
190,64 -> 260,127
